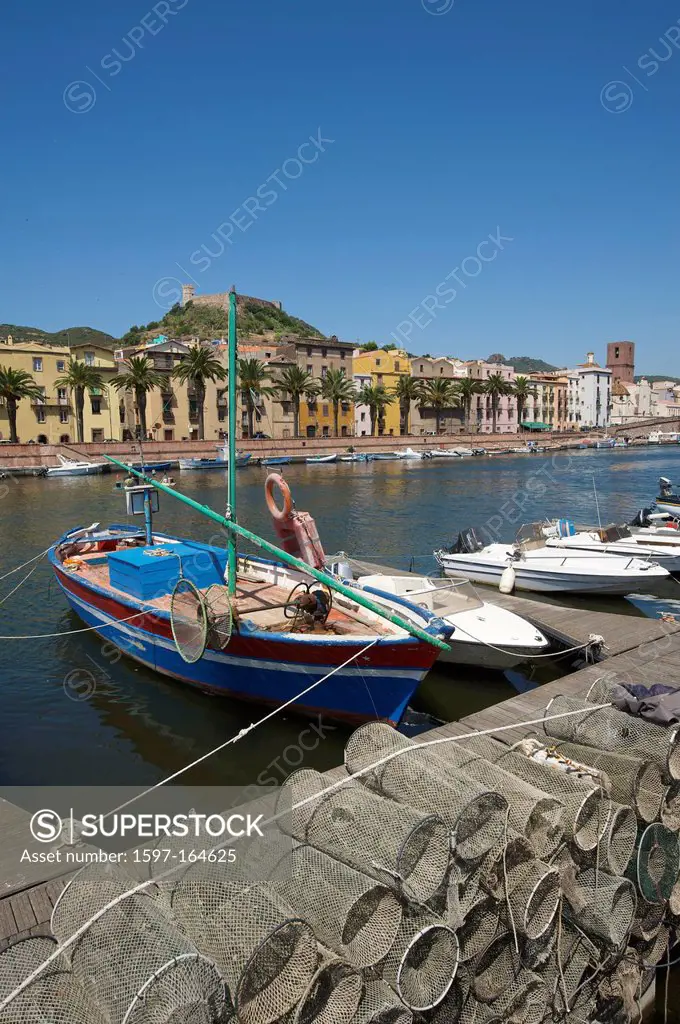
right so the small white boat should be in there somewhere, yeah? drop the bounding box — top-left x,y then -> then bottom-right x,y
46,455 -> 107,477
394,447 -> 423,460
543,521 -> 680,574
305,454 -> 338,464
451,447 -> 474,457
429,448 -> 461,458
434,525 -> 669,594
355,573 -> 550,669
340,453 -> 374,463
649,431 -> 680,444
594,438 -> 615,449
654,477 -> 680,517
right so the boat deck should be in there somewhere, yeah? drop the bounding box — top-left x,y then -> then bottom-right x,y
59,547 -> 396,638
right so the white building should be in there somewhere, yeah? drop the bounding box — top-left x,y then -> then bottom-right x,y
567,353 -> 612,429
353,371 -> 372,436
610,378 -> 653,424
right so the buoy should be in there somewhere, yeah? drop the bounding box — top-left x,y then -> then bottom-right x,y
499,565 -> 516,594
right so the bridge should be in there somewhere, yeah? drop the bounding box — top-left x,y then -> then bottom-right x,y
610,416 -> 680,439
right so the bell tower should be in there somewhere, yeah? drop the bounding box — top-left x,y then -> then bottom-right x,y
606,341 -> 635,384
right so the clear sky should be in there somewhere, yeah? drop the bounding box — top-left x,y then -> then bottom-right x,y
2,0 -> 679,372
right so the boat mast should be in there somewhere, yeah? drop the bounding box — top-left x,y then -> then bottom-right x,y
226,286 -> 238,594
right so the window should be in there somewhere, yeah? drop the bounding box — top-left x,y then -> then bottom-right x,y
340,351 -> 345,360
615,346 -> 620,358
419,364 -> 424,372
394,361 -> 400,371
360,411 -> 366,422
306,425 -> 316,438
56,360 -> 65,372
306,346 -> 312,356
91,398 -> 101,415
322,404 -> 329,416
322,426 -> 330,437
377,374 -> 383,383
91,428 -> 104,442
440,367 -> 444,374
341,426 -> 348,437
164,429 -> 174,441
84,352 -> 95,366
59,409 -> 69,423
282,429 -> 291,439
307,364 -> 313,373
265,352 -> 271,359
59,433 -> 70,443
218,408 -> 226,422
33,357 -> 42,372
322,348 -> 327,358
321,366 -> 327,378
57,387 -> 67,403
36,408 -> 46,423
375,358 -> 381,367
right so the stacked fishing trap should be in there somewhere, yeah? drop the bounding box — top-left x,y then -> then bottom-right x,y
2,674 -> 680,1023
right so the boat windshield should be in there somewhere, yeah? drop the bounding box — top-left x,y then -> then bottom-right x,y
377,576 -> 484,615
515,523 -> 546,551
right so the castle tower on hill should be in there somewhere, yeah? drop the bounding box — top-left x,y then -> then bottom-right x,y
606,341 -> 635,384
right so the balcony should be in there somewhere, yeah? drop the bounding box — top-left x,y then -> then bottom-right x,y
162,411 -> 175,424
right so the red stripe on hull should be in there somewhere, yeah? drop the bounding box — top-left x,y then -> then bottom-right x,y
55,567 -> 439,671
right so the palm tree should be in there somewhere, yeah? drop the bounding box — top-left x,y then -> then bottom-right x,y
453,377 -> 482,431
512,376 -> 539,432
0,367 -> 45,443
238,358 -> 276,438
358,383 -> 394,436
483,372 -> 513,433
54,360 -> 105,443
417,378 -> 459,435
172,344 -> 227,441
110,356 -> 168,440
319,368 -> 357,437
393,375 -> 423,435
273,366 -> 319,438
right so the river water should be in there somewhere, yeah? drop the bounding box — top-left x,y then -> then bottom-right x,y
2,445 -> 679,788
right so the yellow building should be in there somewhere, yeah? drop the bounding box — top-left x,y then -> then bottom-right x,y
526,373 -> 569,431
0,336 -> 121,443
293,338 -> 355,438
352,348 -> 409,436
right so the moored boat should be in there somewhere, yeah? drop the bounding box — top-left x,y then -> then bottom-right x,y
339,453 -> 374,462
261,456 -> 291,466
305,454 -> 337,464
179,452 -> 251,471
434,524 -> 669,594
543,520 -> 680,574
654,477 -> 680,517
429,448 -> 461,458
46,455 -> 107,477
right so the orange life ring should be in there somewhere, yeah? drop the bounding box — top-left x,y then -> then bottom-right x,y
265,474 -> 293,522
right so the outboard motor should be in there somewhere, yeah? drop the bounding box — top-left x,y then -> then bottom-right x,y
660,477 -> 673,497
450,527 -> 484,554
630,507 -> 654,528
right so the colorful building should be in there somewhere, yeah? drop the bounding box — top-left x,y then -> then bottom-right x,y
352,348 -> 409,436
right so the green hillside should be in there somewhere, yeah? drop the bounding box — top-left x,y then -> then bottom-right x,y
635,374 -> 680,385
0,324 -> 119,349
488,353 -> 561,374
122,299 -> 325,346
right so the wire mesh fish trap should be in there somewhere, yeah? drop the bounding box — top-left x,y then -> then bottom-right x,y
631,898 -> 666,942
543,693 -> 680,782
544,922 -> 601,1016
471,932 -> 521,1004
597,802 -> 637,877
171,877 -> 317,1024
352,980 -> 414,1024
456,897 -> 500,964
344,724 -> 508,862
170,577 -> 209,664
0,935 -> 111,1024
543,736 -> 665,825
466,733 -> 607,853
478,835 -> 559,940
279,769 -> 450,904
51,867 -> 230,1024
626,822 -> 680,903
292,954 -> 363,1024
661,782 -> 680,831
561,868 -> 637,948
204,583 -> 234,650
458,997 -> 504,1024
487,972 -> 545,1024
636,924 -> 671,968
426,740 -> 564,859
379,906 -> 459,1013
275,844 -> 402,968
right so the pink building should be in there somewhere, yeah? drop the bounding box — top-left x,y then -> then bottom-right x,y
465,360 -> 518,434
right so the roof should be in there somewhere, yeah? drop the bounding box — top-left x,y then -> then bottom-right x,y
612,379 -> 629,397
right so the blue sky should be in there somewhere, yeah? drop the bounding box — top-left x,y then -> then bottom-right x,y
2,0 -> 679,371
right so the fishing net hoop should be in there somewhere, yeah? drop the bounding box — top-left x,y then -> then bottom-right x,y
394,923 -> 459,1012
236,916 -> 316,1020
631,822 -> 680,904
170,577 -> 209,664
121,951 -> 226,1024
204,583 -> 234,650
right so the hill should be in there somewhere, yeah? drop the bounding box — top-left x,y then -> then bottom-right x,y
635,374 -> 680,385
122,299 -> 325,346
0,324 -> 119,349
489,354 -> 561,374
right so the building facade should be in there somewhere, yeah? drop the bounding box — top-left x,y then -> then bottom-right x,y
525,373 -> 569,431
610,378 -> 653,424
566,353 -> 612,428
352,349 -> 410,436
465,360 -> 517,434
410,356 -> 466,434
0,337 -> 121,443
291,337 -> 355,438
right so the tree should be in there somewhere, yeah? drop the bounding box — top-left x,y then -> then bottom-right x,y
238,358 -> 275,438
381,343 -> 397,351
453,377 -> 482,430
110,356 -> 168,439
512,376 -> 539,431
273,366 -> 319,438
357,383 -> 394,436
393,375 -> 423,435
172,344 -> 227,440
319,368 -> 357,438
359,342 -> 379,351
54,360 -> 105,443
483,372 -> 513,433
417,378 -> 459,434
0,367 -> 45,443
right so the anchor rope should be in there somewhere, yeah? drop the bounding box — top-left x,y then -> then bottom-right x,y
0,698 -> 618,1013
0,546 -> 50,581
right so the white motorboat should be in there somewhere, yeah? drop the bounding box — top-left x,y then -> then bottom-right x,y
46,455 -> 107,477
654,477 -> 680,518
305,454 -> 338,464
542,521 -> 680,574
355,573 -> 550,669
429,448 -> 461,458
451,447 -> 474,457
394,447 -> 424,460
648,431 -> 680,444
434,525 -> 669,594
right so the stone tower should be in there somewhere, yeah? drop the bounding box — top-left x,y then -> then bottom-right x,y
606,341 -> 635,383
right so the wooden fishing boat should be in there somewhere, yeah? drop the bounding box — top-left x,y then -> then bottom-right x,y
260,456 -> 291,466
49,290 -> 451,725
305,454 -> 337,464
